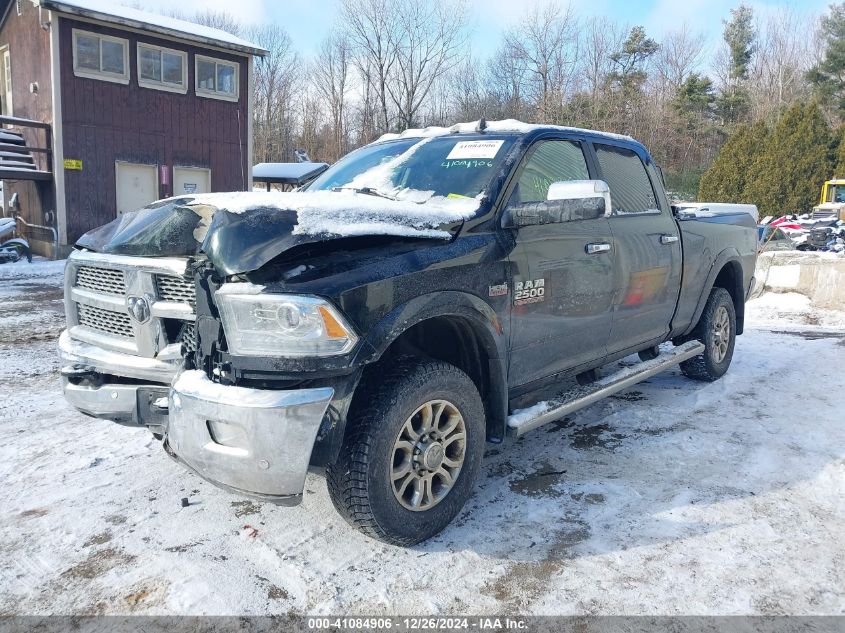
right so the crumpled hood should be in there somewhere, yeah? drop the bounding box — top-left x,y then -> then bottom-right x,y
75,192 -> 472,275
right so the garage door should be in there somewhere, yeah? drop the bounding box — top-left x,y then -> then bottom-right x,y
174,167 -> 211,196
115,162 -> 158,214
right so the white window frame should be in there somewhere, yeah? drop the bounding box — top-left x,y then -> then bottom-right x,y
195,55 -> 239,102
1,47 -> 13,117
137,43 -> 188,94
72,29 -> 129,85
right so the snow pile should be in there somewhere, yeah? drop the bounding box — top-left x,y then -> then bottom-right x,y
185,189 -> 479,240
0,256 -> 65,281
374,119 -> 634,144
746,292 -> 845,329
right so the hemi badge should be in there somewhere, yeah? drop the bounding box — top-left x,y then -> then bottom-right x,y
488,283 -> 508,297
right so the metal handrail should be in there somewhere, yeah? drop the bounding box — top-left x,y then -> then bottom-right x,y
14,215 -> 58,250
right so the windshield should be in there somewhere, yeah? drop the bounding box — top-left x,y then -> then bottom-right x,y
827,184 -> 845,203
307,135 -> 517,204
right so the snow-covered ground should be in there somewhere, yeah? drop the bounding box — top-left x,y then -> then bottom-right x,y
0,258 -> 843,615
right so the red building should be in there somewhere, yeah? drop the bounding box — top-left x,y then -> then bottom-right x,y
0,0 -> 266,257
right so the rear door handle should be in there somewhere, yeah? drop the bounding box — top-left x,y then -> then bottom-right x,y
585,242 -> 611,254
660,234 -> 679,244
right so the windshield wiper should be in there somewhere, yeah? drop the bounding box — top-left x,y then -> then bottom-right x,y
331,186 -> 397,201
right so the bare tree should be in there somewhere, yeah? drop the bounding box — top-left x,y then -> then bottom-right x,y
503,1 -> 578,122
485,43 -> 530,119
340,0 -> 401,132
386,0 -> 470,129
653,25 -> 706,91
748,8 -> 815,122
190,9 -> 242,35
312,32 -> 352,161
246,24 -> 301,162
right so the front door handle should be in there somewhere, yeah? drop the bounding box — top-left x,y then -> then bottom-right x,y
660,234 -> 679,245
585,242 -> 611,254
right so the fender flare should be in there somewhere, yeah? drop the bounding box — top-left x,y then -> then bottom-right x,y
681,247 -> 745,338
353,290 -> 509,441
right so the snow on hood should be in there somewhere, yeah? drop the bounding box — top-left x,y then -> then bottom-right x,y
75,189 -> 478,275
183,188 -> 481,241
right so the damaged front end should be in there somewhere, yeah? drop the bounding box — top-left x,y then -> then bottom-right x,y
60,194 -> 452,504
59,247 -> 347,505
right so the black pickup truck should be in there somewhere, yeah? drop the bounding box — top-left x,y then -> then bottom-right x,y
60,120 -> 757,545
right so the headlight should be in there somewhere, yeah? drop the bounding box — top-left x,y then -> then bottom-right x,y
216,283 -> 358,357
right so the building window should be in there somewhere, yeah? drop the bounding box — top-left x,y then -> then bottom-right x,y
195,55 -> 239,101
137,44 -> 187,93
72,29 -> 129,84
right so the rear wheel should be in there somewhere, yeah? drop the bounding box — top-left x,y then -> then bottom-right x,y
680,287 -> 736,382
326,358 -> 484,546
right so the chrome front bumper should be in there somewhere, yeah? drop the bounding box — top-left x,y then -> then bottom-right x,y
165,370 -> 334,505
60,330 -> 335,504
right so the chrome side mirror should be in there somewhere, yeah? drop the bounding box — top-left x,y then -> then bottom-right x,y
547,180 -> 612,217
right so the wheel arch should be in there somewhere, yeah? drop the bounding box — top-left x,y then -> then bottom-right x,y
353,291 -> 509,443
681,249 -> 746,338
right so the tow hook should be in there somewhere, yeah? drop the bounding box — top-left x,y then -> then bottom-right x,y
150,396 -> 170,414
60,364 -> 101,387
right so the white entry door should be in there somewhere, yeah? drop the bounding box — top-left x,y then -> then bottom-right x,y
115,162 -> 158,214
173,167 -> 211,196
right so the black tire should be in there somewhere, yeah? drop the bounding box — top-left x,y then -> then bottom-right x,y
326,358 -> 485,546
680,287 -> 737,382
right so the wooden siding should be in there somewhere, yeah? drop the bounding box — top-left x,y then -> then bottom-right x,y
58,16 -> 250,243
0,1 -> 53,130
0,0 -> 55,257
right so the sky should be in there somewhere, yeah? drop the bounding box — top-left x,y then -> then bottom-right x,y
137,0 -> 832,60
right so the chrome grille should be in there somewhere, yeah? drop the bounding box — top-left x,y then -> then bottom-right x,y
77,303 -> 133,338
156,275 -> 195,307
179,322 -> 197,353
76,266 -> 126,296
66,252 -> 193,358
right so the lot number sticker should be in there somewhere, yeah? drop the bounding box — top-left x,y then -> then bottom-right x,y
446,140 -> 504,160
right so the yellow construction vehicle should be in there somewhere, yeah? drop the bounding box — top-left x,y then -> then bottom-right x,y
812,179 -> 845,220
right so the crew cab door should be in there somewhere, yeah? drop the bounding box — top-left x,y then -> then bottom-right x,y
505,138 -> 614,387
591,142 -> 682,355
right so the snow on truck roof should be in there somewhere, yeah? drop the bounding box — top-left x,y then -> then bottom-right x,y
36,0 -> 268,56
373,119 -> 635,144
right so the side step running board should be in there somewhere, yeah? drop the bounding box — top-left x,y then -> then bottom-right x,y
507,340 -> 705,437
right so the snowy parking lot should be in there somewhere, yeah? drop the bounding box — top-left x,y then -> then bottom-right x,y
0,259 -> 843,615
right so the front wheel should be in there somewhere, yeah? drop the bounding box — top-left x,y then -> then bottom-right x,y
680,287 -> 737,382
326,359 -> 485,546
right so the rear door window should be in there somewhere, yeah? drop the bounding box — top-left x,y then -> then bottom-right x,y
594,144 -> 659,215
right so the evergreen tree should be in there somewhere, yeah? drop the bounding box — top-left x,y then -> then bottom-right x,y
808,3 -> 845,115
673,74 -> 716,119
698,121 -> 767,202
724,5 -> 755,81
608,26 -> 660,93
743,102 -> 833,217
716,5 -> 755,124
834,126 -> 845,177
